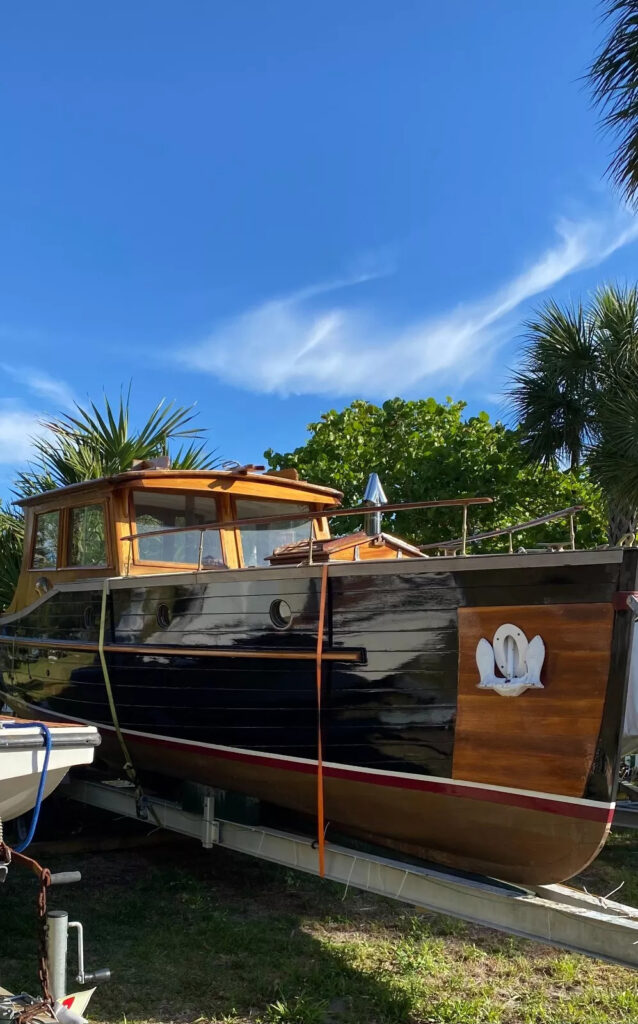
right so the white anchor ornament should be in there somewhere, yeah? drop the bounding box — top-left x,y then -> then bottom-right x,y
475,623 -> 545,697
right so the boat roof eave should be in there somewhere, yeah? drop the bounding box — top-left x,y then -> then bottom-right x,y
17,469 -> 344,508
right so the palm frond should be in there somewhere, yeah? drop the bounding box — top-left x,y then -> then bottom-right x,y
587,369 -> 638,508
589,0 -> 638,203
170,442 -> 222,471
508,299 -> 598,468
0,502 -> 24,611
27,389 -> 217,488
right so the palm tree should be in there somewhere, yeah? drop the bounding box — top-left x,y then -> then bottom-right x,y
510,284 -> 638,543
0,390 -> 219,609
589,0 -> 638,204
0,502 -> 25,612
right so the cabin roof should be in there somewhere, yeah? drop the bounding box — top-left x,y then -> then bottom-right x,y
266,530 -> 426,563
18,468 -> 343,508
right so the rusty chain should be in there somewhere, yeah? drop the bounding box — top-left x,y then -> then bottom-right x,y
0,841 -> 54,1023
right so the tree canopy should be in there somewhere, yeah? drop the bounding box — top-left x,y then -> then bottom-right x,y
265,397 -> 607,550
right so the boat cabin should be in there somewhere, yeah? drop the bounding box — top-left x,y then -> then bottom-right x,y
9,465 -> 423,613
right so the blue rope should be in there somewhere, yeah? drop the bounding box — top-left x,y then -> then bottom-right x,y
3,721 -> 52,852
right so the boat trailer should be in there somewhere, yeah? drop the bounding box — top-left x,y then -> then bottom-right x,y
63,774 -> 638,972
0,859 -> 110,1024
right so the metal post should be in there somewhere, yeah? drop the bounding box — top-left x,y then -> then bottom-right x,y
461,505 -> 468,556
569,514 -> 576,551
508,532 -> 513,554
46,909 -> 68,1002
197,529 -> 205,571
308,519 -> 314,565
202,792 -> 216,849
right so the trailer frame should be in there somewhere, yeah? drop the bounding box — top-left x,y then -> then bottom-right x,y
63,774 -> 638,971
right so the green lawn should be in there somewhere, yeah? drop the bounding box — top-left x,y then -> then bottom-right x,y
1,827 -> 637,1024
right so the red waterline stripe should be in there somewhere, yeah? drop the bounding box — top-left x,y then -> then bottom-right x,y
11,699 -> 613,825
129,729 -> 614,824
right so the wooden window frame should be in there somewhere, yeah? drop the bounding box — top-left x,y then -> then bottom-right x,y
128,488 -> 227,569
66,500 -> 112,570
28,500 -> 114,573
28,508 -> 62,572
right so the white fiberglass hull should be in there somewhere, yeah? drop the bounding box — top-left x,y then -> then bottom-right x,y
0,717 -> 100,821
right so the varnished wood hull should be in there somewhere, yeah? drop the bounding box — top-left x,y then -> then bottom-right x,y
1,549 -> 635,884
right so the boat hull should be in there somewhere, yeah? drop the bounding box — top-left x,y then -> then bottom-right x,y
0,717 -> 100,820
92,722 -> 613,885
1,549 -> 635,883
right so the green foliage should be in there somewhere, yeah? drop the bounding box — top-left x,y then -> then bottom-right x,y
265,397 -> 606,550
510,285 -> 638,541
589,1 -> 638,204
0,502 -> 24,611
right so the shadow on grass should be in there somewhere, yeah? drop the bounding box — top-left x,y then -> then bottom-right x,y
1,828 -> 637,1024
0,842 -> 444,1024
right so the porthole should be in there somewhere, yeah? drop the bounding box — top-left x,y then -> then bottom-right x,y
270,599 -> 293,630
157,603 -> 172,630
83,605 -> 95,630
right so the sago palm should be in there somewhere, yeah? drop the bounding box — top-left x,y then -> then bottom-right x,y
510,284 -> 638,543
17,388 -> 218,495
0,390 -> 219,609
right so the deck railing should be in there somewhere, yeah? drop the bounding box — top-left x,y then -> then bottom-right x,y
120,496 -> 494,570
419,505 -> 584,555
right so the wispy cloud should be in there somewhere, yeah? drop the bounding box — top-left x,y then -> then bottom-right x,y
0,402 -> 44,465
180,210 -> 638,397
0,366 -> 76,410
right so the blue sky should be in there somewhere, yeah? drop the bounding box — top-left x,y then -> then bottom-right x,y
1,1 -> 636,495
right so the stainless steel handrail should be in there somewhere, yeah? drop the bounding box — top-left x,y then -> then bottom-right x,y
122,496 -> 494,569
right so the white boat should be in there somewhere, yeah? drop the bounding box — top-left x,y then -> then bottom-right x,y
0,714 -> 100,822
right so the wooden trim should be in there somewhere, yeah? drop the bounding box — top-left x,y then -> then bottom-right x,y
0,635 -> 363,662
218,493 -> 239,569
18,469 -> 343,508
453,603 -> 614,797
230,495 -> 245,567
59,506 -> 69,568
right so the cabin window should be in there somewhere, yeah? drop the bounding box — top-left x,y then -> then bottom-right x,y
132,491 -> 224,566
32,511 -> 60,569
235,499 -> 311,567
69,504 -> 107,567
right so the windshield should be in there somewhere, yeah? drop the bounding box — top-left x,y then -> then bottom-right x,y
235,499 -> 311,566
132,490 -> 225,566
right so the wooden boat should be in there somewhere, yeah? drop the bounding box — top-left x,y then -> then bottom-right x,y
0,713 -> 99,821
0,464 -> 636,884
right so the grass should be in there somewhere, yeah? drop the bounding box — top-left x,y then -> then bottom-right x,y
1,823 -> 637,1024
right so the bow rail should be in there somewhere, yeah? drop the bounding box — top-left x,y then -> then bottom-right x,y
420,505 -> 584,555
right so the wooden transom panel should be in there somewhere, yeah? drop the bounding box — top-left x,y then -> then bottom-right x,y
453,603 -> 614,797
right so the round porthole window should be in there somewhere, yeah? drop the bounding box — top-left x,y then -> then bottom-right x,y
270,599 -> 293,630
83,605 -> 95,630
157,603 -> 172,630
